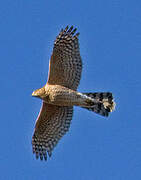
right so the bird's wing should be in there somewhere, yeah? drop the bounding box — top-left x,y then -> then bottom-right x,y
47,26 -> 82,90
32,102 -> 73,160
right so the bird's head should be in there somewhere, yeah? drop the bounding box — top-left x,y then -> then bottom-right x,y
32,87 -> 46,99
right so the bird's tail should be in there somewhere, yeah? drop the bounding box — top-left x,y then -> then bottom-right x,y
82,92 -> 115,117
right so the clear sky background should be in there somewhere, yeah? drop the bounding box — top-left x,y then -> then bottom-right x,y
1,0 -> 141,179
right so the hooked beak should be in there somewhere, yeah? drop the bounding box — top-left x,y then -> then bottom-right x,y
32,91 -> 37,97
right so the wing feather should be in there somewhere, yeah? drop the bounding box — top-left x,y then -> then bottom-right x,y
47,26 -> 82,90
32,102 -> 73,160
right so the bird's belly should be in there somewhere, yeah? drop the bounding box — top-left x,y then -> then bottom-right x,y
44,85 -> 86,106
50,92 -> 79,106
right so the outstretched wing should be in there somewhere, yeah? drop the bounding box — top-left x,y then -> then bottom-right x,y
47,26 -> 82,90
32,102 -> 73,160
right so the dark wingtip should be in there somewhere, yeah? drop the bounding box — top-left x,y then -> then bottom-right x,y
68,26 -> 74,33
63,25 -> 79,36
44,155 -> 47,161
35,152 -> 39,160
71,28 -> 77,35
75,32 -> 80,38
43,152 -> 47,161
64,25 -> 69,32
47,150 -> 52,157
40,154 -> 43,161
34,152 -> 47,161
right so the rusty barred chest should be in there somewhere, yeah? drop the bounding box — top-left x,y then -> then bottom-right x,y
43,84 -> 86,106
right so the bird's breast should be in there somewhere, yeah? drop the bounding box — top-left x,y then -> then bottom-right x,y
44,84 -> 80,106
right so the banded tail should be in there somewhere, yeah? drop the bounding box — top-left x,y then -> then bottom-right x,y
82,92 -> 115,117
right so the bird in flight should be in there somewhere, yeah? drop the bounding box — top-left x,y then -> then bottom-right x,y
32,26 -> 115,161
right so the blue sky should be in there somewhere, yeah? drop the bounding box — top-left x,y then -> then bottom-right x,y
1,0 -> 141,179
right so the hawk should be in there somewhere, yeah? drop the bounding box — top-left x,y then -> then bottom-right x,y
32,26 -> 115,161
